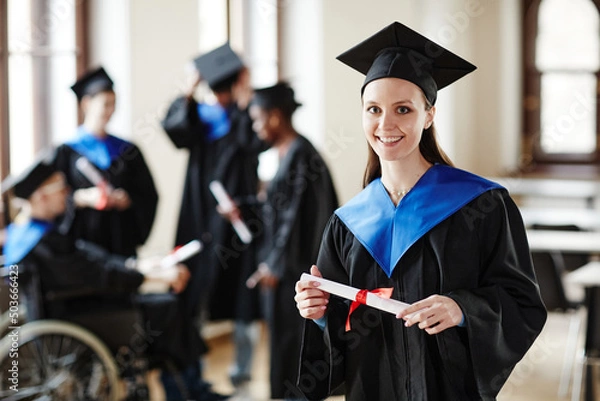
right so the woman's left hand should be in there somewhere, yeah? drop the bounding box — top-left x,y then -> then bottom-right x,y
216,203 -> 242,223
246,262 -> 279,289
107,188 -> 131,210
396,295 -> 464,335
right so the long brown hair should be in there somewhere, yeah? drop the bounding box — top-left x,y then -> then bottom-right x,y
362,100 -> 454,187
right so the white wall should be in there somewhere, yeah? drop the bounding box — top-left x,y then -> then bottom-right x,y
88,0 -> 131,138
88,0 -> 524,253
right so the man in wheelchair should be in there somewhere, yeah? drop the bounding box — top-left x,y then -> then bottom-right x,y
1,150 -> 229,401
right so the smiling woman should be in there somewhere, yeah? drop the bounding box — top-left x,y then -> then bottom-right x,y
361,78 -> 436,202
294,21 -> 547,401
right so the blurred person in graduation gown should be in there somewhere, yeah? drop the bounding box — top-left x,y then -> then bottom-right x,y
54,66 -> 158,258
0,150 -> 213,395
223,82 -> 338,400
161,43 -> 264,393
294,22 -> 547,401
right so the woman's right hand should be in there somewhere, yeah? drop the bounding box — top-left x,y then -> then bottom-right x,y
216,203 -> 242,223
295,265 -> 330,320
168,264 -> 191,294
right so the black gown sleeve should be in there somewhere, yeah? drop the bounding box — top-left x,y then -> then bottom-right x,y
161,96 -> 205,149
122,145 -> 159,245
31,236 -> 144,295
298,215 -> 349,400
445,190 -> 547,398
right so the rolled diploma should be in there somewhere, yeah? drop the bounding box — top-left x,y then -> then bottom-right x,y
160,240 -> 203,269
75,157 -> 114,192
300,273 -> 411,315
209,180 -> 253,244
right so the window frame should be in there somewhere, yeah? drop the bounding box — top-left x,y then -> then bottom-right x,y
522,0 -> 600,169
0,0 -> 88,228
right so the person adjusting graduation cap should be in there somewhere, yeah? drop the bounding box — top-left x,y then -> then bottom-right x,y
54,66 -> 158,258
160,42 -> 265,396
216,80 -> 338,400
294,21 -> 546,401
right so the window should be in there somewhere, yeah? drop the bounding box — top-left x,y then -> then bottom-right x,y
523,0 -> 600,168
0,0 -> 87,227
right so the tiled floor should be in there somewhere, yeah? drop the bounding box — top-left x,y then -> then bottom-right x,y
150,311 -> 593,400
202,322 -> 343,401
497,310 -> 585,401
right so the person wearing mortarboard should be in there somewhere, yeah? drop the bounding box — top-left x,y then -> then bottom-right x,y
294,22 -> 547,400
54,66 -> 158,258
160,43 -> 265,399
1,150 -> 196,398
219,81 -> 338,400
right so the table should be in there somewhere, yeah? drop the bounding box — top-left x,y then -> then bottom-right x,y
565,262 -> 600,401
520,207 -> 600,232
526,230 -> 600,254
488,176 -> 600,208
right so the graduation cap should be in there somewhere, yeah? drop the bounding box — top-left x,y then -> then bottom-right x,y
193,43 -> 244,90
336,21 -> 477,105
251,82 -> 302,116
1,149 -> 58,199
70,67 -> 114,101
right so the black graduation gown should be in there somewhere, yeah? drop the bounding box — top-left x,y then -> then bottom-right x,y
259,135 -> 338,399
17,228 -> 206,369
161,96 -> 264,321
55,141 -> 158,257
298,167 -> 547,401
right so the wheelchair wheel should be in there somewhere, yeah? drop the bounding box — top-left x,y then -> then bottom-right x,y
0,320 -> 121,401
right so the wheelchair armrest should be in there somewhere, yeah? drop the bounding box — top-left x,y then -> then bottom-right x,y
44,287 -> 105,302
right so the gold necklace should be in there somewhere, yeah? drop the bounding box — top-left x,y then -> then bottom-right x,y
390,187 -> 412,199
382,181 -> 412,199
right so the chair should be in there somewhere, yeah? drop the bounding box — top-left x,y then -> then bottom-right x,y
530,224 -> 591,272
530,250 -> 584,398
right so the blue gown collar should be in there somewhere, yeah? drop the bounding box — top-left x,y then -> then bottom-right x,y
66,126 -> 130,170
3,219 -> 53,266
197,102 -> 232,143
335,165 -> 503,277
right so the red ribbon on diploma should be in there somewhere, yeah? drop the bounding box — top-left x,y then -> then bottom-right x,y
346,287 -> 394,331
95,181 -> 109,210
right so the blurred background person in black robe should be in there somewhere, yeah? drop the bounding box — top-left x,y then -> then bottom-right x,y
223,82 -> 338,400
54,66 -> 158,258
294,21 -> 547,401
161,43 -> 265,396
0,150 -> 226,400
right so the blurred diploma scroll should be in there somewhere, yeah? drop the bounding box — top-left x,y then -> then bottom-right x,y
160,239 -> 203,269
209,180 -> 253,244
300,273 -> 411,315
75,157 -> 114,191
139,240 -> 202,293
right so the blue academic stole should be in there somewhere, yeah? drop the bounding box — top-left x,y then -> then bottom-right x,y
66,126 -> 131,170
197,102 -> 231,143
3,220 -> 53,266
335,165 -> 503,277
